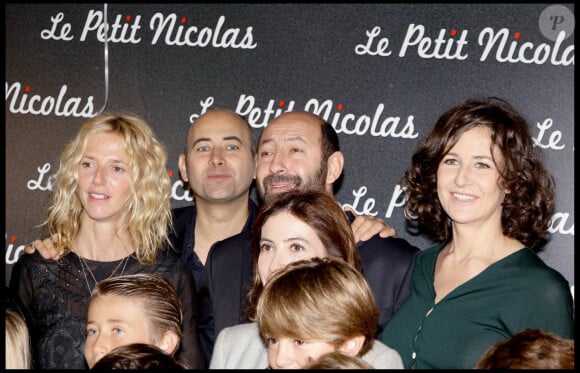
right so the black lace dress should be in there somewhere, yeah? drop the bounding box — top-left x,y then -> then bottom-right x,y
9,248 -> 204,369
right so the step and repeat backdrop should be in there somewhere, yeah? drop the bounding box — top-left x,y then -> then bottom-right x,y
5,4 -> 574,297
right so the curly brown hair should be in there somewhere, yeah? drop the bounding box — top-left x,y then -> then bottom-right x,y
403,97 -> 555,248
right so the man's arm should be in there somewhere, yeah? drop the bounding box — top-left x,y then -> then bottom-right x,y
24,215 -> 397,257
345,206 -> 397,242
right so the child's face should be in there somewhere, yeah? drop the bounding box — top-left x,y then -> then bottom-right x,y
265,335 -> 336,369
84,295 -> 152,368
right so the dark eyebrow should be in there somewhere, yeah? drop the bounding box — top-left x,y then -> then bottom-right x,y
445,151 -> 493,161
192,136 -> 243,147
284,237 -> 310,244
259,237 -> 310,245
259,136 -> 306,147
223,136 -> 243,143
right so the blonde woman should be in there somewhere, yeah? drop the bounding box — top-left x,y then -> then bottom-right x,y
9,113 -> 203,369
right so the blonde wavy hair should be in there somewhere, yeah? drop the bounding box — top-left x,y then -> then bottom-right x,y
6,309 -> 32,369
44,113 -> 172,265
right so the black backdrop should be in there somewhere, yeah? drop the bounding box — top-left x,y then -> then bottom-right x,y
5,4 -> 574,300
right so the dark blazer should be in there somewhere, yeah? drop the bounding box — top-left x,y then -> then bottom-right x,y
170,199 -> 258,366
202,206 -> 419,361
170,204 -> 205,291
348,212 -> 420,336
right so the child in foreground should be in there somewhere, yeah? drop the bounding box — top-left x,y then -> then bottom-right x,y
257,257 -> 403,369
84,273 -> 186,368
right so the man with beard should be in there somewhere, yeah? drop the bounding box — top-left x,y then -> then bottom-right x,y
201,111 -> 419,361
182,110 -> 396,364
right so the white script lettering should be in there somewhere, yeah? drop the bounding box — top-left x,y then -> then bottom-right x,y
27,163 -> 57,191
306,99 -> 419,139
342,186 -> 379,216
354,26 -> 392,56
399,24 -> 469,60
533,118 -> 565,150
478,28 -> 574,65
80,10 -> 142,43
40,12 -> 73,41
550,212 -> 574,236
236,95 -> 296,128
384,184 -> 406,219
150,14 -> 256,48
171,180 -> 194,202
5,82 -> 95,117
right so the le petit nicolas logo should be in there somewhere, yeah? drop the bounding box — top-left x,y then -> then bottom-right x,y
41,10 -> 257,49
39,6 -> 573,66
356,24 -> 573,65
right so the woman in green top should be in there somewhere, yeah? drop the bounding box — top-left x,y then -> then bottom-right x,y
381,97 -> 574,369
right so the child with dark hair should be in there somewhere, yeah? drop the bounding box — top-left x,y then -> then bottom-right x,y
475,329 -> 574,369
92,343 -> 186,370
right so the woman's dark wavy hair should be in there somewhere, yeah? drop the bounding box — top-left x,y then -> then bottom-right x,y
403,97 -> 555,248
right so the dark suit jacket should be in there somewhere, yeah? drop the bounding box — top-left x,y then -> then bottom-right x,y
170,199 -> 258,366
348,212 -> 420,336
202,207 -> 419,362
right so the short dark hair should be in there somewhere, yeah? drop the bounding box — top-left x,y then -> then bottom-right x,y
475,329 -> 574,369
92,343 -> 187,370
320,117 -> 340,162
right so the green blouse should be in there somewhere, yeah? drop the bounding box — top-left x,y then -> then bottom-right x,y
380,244 -> 574,369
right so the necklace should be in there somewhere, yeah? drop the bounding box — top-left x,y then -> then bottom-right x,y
77,254 -> 130,294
